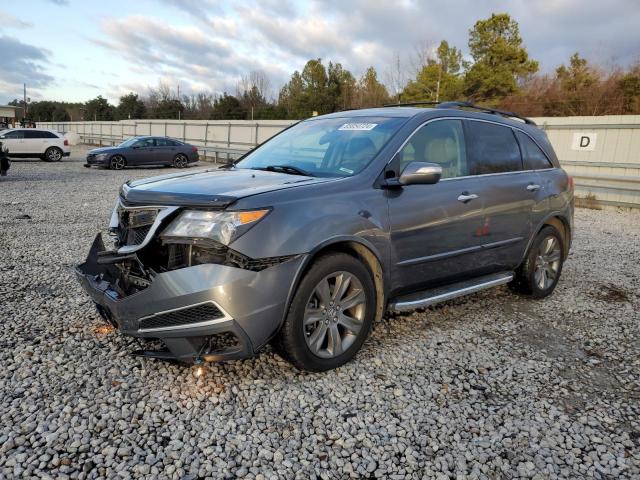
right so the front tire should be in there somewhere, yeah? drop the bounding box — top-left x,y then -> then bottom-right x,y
44,147 -> 63,162
509,225 -> 564,298
109,155 -> 126,170
274,253 -> 376,371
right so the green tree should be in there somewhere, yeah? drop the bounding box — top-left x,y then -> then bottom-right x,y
210,93 -> 246,120
84,95 -> 115,121
403,40 -> 465,102
618,67 -> 640,114
464,13 -> 538,102
327,62 -> 356,111
116,93 -> 146,120
354,67 -> 390,107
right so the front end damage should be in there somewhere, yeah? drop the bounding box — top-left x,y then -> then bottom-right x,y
75,200 -> 305,363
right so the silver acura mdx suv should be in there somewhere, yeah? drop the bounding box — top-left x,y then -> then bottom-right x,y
76,102 -> 574,371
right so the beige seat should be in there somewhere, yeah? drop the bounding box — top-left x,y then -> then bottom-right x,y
424,137 -> 459,178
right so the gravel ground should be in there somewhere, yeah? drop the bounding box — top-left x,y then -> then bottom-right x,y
1,148 -> 639,479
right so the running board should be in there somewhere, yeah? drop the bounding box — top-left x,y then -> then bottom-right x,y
389,272 -> 514,312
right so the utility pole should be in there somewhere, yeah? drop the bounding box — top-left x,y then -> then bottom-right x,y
23,83 -> 27,120
177,84 -> 181,120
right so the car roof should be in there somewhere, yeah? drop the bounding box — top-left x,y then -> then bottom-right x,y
314,105 -> 542,135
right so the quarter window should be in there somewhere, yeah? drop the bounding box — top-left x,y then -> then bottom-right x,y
465,121 -> 523,175
516,131 -> 553,170
398,119 -> 467,179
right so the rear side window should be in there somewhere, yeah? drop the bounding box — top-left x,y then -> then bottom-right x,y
516,131 -> 553,170
398,119 -> 467,179
465,121 -> 522,175
155,138 -> 170,146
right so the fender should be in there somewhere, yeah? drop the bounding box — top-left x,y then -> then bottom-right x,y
521,211 -> 573,263
269,234 -> 389,345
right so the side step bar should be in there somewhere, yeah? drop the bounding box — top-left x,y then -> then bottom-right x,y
389,272 -> 514,312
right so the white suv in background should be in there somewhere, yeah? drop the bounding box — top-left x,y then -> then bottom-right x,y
0,128 -> 71,162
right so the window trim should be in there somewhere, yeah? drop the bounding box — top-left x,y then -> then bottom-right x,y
386,116 -> 557,182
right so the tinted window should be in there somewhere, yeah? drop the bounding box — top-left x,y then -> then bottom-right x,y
41,131 -> 59,138
24,130 -> 45,139
398,119 -> 467,179
466,121 -> 522,175
133,138 -> 155,147
516,131 -> 553,170
2,130 -> 24,139
155,138 -> 170,146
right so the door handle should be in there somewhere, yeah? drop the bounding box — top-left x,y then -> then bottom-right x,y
457,193 -> 479,203
526,184 -> 541,191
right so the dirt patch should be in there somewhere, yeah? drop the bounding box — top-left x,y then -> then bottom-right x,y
590,283 -> 630,303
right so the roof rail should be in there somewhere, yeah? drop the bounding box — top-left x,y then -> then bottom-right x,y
383,100 -> 536,126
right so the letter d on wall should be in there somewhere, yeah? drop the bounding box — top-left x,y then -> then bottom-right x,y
572,132 -> 597,151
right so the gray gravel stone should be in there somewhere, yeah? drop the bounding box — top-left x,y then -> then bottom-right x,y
0,147 -> 639,479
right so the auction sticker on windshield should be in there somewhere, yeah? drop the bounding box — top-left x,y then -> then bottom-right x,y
338,123 -> 378,131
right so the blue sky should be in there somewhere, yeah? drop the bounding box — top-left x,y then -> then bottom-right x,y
1,0 -> 639,105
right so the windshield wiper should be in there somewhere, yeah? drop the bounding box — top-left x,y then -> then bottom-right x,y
252,165 -> 314,177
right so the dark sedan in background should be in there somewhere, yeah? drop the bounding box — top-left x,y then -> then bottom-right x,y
85,136 -> 199,169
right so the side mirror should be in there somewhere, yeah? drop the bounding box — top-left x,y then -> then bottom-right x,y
399,161 -> 442,185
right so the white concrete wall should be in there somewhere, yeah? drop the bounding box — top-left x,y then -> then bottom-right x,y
40,115 -> 640,208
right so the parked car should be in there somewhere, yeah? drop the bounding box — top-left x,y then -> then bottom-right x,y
76,102 -> 574,371
85,136 -> 199,169
0,128 -> 70,161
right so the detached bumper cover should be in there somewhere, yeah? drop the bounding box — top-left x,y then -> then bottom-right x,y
76,233 -> 306,362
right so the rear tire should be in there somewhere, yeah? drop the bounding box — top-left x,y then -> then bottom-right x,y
173,153 -> 188,168
274,253 -> 376,371
509,225 -> 564,299
44,147 -> 63,162
110,155 -> 126,170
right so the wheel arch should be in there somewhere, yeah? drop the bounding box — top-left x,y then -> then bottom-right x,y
528,213 -> 572,261
277,237 -> 387,338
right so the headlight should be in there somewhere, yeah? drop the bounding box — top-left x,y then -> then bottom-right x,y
96,153 -> 109,160
161,209 -> 269,245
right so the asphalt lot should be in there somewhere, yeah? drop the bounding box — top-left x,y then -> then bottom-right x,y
1,147 -> 639,479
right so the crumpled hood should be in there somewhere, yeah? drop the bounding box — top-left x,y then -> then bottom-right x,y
121,167 -> 334,207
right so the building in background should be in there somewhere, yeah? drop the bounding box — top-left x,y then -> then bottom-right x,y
0,105 -> 17,129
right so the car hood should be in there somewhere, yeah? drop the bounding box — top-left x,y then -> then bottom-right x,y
121,167 -> 334,207
89,146 -> 122,154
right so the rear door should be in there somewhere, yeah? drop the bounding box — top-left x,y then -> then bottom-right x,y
23,129 -> 48,155
463,120 -> 537,271
0,130 -> 25,154
155,137 -> 177,164
387,119 -> 490,293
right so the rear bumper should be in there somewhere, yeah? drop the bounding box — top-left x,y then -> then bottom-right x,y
75,234 -> 305,363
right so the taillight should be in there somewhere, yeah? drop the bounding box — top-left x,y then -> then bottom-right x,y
64,139 -> 69,146
568,175 -> 575,191
191,146 -> 198,153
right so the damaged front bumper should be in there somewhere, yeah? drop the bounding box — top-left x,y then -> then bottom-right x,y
76,233 -> 306,363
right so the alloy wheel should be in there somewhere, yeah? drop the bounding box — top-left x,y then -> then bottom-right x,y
175,154 -> 188,168
303,271 -> 366,359
534,236 -> 561,290
111,155 -> 125,170
47,148 -> 62,161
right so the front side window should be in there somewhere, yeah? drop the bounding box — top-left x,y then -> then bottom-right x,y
398,119 -> 467,179
236,116 -> 406,177
2,130 -> 24,139
133,138 -> 155,148
465,121 -> 522,175
516,131 -> 553,170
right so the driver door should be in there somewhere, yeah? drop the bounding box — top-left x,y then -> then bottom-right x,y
386,119 -> 489,293
0,130 -> 25,154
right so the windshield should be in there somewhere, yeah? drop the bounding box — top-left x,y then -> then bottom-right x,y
118,137 -> 138,147
236,116 -> 406,177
